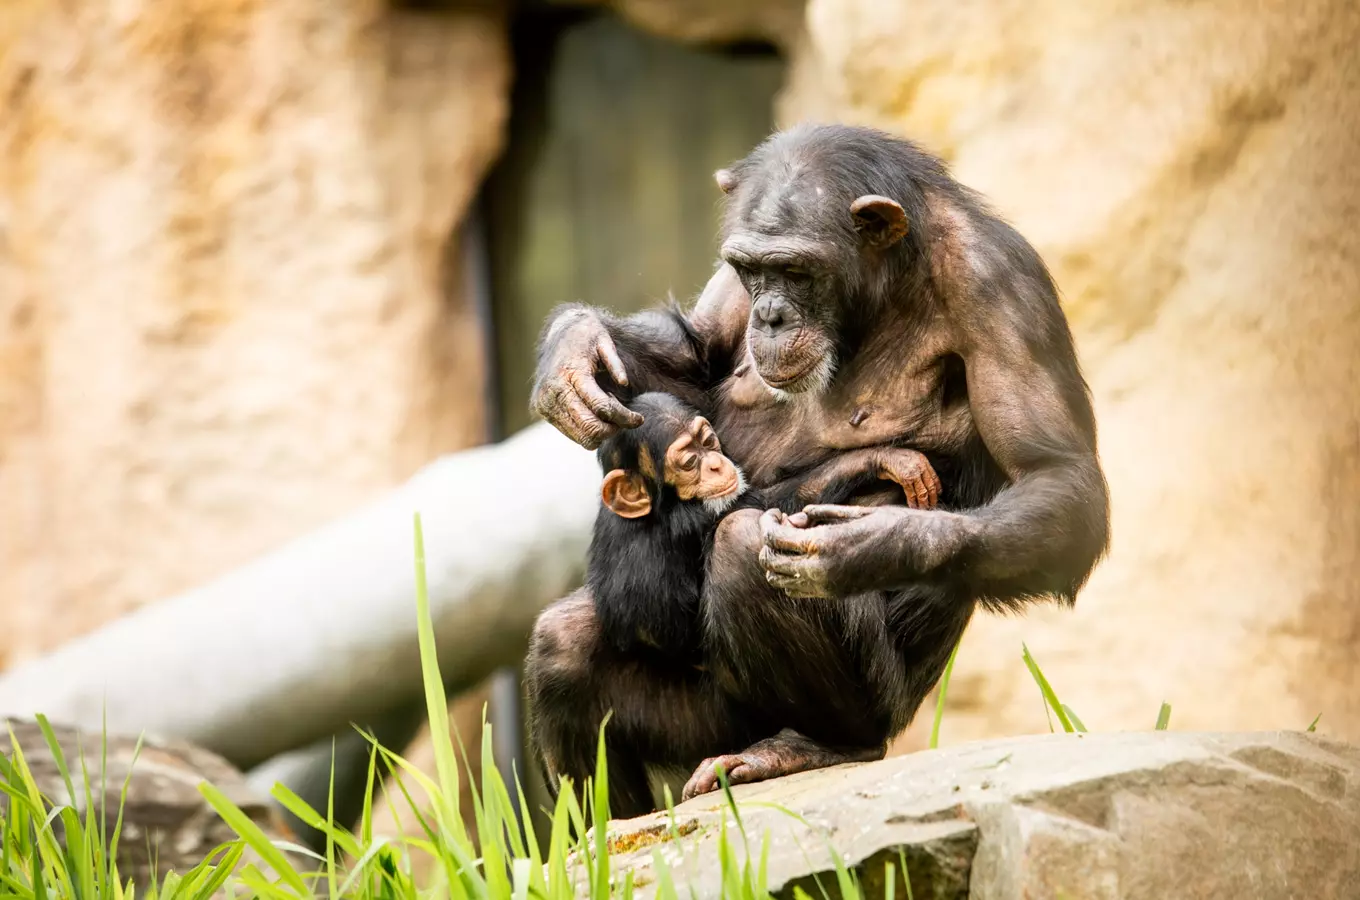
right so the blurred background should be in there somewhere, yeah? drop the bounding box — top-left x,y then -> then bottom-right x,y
1,0 -> 1357,849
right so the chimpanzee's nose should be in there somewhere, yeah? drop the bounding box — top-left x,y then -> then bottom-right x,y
754,298 -> 785,330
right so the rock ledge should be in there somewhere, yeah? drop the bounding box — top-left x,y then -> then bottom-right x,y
606,731 -> 1360,899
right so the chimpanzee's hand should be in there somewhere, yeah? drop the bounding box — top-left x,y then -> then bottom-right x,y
756,505 -> 970,598
874,448 -> 942,510
529,308 -> 643,449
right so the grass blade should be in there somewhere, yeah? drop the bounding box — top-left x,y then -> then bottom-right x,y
652,848 -> 680,900
188,843 -> 246,900
513,766 -> 547,897
198,782 -> 309,896
591,720 -> 611,900
268,783 -> 362,859
511,858 -> 532,900
1155,702 -> 1172,731
1307,713 -> 1322,732
411,514 -> 465,837
929,639 -> 962,750
1061,704 -> 1088,733
1021,644 -> 1074,733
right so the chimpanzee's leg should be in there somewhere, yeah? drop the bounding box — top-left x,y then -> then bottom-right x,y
686,508 -> 967,800
524,590 -> 763,818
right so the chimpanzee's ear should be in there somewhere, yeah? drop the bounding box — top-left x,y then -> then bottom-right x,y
714,168 -> 737,194
601,469 -> 652,519
850,194 -> 907,249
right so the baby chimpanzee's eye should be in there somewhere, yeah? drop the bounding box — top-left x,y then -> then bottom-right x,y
681,453 -> 700,471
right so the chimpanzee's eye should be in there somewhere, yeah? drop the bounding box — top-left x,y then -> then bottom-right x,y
703,432 -> 720,451
784,266 -> 812,286
681,453 -> 699,471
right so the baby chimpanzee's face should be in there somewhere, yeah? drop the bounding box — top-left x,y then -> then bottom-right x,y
663,416 -> 743,505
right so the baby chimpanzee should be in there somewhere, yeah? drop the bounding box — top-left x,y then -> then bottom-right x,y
587,391 -> 940,664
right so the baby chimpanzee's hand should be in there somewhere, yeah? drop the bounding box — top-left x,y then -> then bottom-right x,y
874,448 -> 941,509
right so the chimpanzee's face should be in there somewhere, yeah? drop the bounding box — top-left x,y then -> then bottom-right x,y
664,416 -> 743,506
716,160 -> 908,397
722,232 -> 841,397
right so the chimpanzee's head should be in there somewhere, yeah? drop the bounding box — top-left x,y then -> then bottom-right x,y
596,393 -> 746,519
714,123 -> 933,396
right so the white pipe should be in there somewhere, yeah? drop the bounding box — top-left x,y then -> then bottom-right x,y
0,423 -> 599,768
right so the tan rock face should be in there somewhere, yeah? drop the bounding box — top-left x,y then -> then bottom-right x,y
0,1 -> 509,663
781,0 -> 1360,743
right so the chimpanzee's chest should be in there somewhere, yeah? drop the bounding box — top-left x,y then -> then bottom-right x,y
712,335 -> 962,487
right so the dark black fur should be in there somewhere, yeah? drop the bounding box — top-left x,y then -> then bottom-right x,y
587,391 -> 875,664
587,393 -> 726,663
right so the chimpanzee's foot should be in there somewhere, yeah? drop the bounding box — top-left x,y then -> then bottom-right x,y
680,729 -> 884,802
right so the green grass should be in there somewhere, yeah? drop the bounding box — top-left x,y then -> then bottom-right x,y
4,514 -> 1306,898
0,514 -> 919,899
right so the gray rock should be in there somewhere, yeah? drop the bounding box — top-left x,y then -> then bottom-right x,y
1,718 -> 299,885
603,731 -> 1360,899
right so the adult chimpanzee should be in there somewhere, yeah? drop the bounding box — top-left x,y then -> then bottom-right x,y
525,123 -> 1110,817
588,389 -> 940,663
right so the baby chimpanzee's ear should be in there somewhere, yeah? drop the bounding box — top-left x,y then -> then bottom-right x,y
601,469 -> 652,518
850,194 -> 908,249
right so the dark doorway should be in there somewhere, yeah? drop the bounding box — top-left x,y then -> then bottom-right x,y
484,8 -> 784,436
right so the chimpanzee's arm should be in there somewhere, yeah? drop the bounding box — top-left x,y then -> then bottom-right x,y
762,447 -> 941,511
759,222 -> 1110,607
943,310 -> 1111,604
531,265 -> 749,449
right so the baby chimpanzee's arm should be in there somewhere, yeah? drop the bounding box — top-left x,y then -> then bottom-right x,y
771,448 -> 942,511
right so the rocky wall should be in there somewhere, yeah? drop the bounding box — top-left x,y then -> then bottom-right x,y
0,0 -> 509,663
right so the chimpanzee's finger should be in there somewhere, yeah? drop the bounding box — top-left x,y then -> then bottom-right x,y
595,333 -> 629,387
925,468 -> 942,507
761,525 -> 818,555
560,392 -> 619,449
766,569 -> 829,598
757,508 -> 785,541
787,512 -> 809,528
574,373 -> 644,428
682,758 -> 725,801
760,517 -> 817,555
758,547 -> 807,577
760,548 -> 819,578
800,505 -> 875,525
907,479 -> 927,509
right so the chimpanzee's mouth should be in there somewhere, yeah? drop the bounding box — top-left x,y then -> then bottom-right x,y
748,331 -> 835,396
752,353 -> 821,390
762,372 -> 809,389
756,355 -> 836,396
703,468 -> 748,515
712,476 -> 742,497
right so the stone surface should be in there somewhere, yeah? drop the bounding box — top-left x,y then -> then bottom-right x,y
2,718 -> 298,883
778,0 -> 1360,745
604,731 -> 1360,899
0,0 -> 508,666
